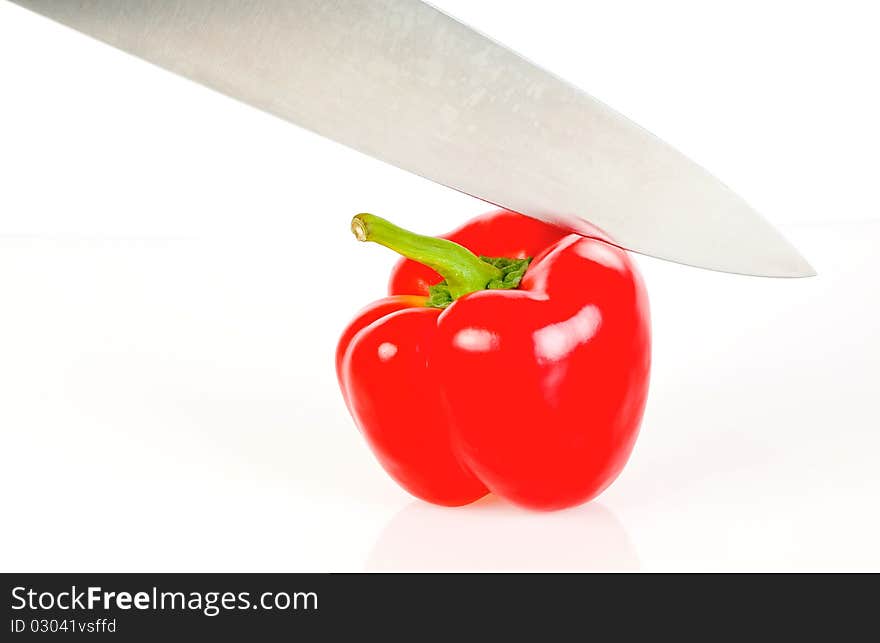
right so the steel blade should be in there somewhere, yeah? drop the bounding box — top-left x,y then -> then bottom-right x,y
9,0 -> 814,276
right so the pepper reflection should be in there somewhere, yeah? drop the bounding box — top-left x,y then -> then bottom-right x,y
367,497 -> 639,571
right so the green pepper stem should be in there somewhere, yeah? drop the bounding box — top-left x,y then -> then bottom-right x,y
352,213 -> 503,299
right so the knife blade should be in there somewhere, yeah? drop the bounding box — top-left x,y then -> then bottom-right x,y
9,0 -> 814,276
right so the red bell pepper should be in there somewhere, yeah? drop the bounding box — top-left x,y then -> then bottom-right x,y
336,209 -> 651,510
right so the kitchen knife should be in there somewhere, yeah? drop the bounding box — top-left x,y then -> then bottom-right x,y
8,0 -> 814,276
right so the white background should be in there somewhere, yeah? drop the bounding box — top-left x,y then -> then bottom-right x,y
1,0 -> 878,571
